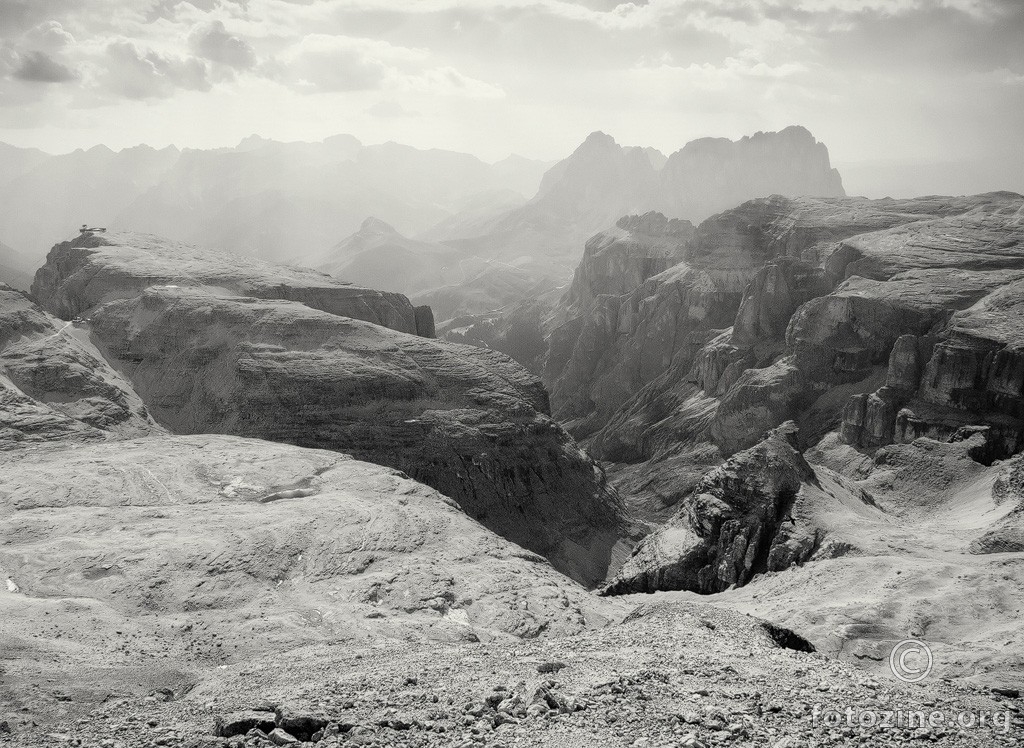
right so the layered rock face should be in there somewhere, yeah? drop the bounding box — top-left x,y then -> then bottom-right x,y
546,195 -> 913,435
559,212 -> 696,317
32,231 -> 432,337
556,192 -> 1024,595
31,231 -> 625,586
554,193 -> 1024,458
0,284 -> 157,448
603,423 -> 874,595
797,195 -> 1024,459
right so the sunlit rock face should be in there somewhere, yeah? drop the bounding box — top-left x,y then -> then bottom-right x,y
544,193 -> 1024,590
29,230 -> 628,586
552,192 -> 1024,459
603,422 -> 873,595
32,230 -> 431,336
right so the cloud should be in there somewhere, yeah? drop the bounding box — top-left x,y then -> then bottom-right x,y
366,99 -> 417,117
11,50 -> 78,83
269,33 -> 503,98
397,66 -> 504,98
100,41 -> 210,99
22,21 -> 75,51
189,20 -> 257,69
271,34 -> 393,92
633,54 -> 809,92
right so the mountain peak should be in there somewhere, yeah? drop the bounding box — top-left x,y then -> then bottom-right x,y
577,131 -> 619,153
359,217 -> 398,234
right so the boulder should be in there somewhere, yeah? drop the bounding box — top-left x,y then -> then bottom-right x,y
603,423 -> 876,595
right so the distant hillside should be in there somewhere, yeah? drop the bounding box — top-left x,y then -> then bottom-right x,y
0,136 -> 551,266
0,240 -> 34,290
420,126 -> 845,319
307,216 -> 461,295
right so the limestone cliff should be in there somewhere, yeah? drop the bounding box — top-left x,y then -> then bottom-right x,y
32,230 -> 433,337
559,192 -> 1024,592
30,232 -> 627,586
556,193 -> 1024,459
0,284 -> 157,448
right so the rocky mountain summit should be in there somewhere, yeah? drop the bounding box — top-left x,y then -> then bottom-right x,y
0,136 -> 551,268
444,127 -> 843,274
27,230 -> 627,586
305,217 -> 460,298
430,128 -> 844,319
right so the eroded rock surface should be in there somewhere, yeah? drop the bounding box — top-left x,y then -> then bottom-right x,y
559,192 -> 1024,598
30,231 -> 626,586
0,433 -> 632,737
0,283 -> 157,448
550,194 -> 1021,443
604,423 -> 875,594
32,230 -> 431,336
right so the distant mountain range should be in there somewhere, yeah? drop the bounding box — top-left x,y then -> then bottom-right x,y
0,240 -> 34,290
0,134 -> 552,267
0,126 -> 845,317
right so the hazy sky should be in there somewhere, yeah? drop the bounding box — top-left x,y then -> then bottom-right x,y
0,0 -> 1022,186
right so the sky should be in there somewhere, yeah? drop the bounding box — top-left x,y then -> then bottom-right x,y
0,0 -> 1022,193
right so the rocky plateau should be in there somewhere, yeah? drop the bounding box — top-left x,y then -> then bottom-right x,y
4,188 -> 1024,748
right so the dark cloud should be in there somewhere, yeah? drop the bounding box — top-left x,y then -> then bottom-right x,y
12,51 -> 77,83
102,41 -> 210,99
189,20 -> 257,69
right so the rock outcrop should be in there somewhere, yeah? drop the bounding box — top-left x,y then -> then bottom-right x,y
30,231 -> 627,586
554,193 -> 1024,588
0,284 -> 157,449
554,193 -> 1024,458
803,195 -> 1024,458
32,231 -> 432,337
546,195 -> 894,434
558,212 -> 695,319
603,423 -> 876,594
1,435 -> 616,646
